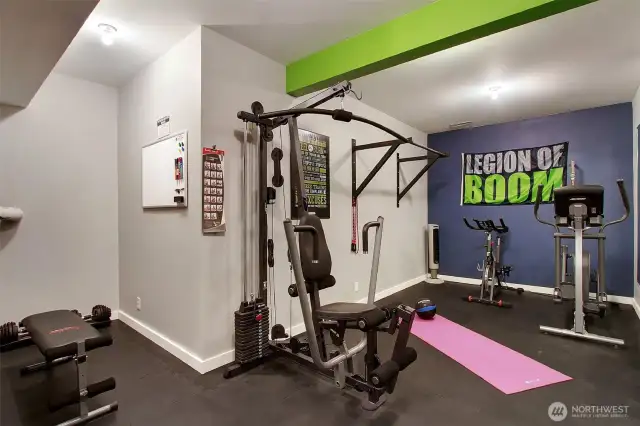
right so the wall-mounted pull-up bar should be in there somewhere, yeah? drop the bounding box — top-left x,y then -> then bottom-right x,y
397,153 -> 440,207
352,139 -> 405,199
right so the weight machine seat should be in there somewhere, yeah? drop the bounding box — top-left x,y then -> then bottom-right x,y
22,310 -> 112,362
315,302 -> 379,321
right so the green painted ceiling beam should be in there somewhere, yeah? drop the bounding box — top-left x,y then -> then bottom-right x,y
286,0 -> 597,96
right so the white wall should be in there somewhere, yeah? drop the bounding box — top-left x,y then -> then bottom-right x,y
633,85 -> 640,309
0,73 -> 118,322
117,29 -> 204,356
200,27 -> 429,362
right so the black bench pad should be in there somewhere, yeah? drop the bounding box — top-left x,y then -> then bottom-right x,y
315,303 -> 379,321
22,310 -> 112,361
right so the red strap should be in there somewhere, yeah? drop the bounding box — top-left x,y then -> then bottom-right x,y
351,198 -> 358,253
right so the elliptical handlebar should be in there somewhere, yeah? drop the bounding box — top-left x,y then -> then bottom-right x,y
602,179 -> 630,231
533,184 -> 559,231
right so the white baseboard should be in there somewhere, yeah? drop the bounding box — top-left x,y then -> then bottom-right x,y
118,310 -> 234,374
357,274 -> 427,304
632,298 -> 640,320
438,275 -> 637,305
118,274 -> 427,375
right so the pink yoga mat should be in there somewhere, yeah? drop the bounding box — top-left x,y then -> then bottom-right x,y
411,315 -> 572,394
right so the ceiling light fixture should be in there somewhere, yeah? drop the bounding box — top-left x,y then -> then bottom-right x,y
489,86 -> 502,100
98,23 -> 118,46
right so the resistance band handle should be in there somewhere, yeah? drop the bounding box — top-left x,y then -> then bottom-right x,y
361,220 -> 381,254
271,148 -> 284,188
293,225 -> 320,263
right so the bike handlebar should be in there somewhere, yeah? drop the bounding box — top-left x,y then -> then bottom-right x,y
463,218 -> 508,233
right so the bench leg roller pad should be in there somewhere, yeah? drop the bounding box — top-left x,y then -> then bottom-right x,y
394,347 -> 417,371
49,377 -> 116,412
369,361 -> 400,387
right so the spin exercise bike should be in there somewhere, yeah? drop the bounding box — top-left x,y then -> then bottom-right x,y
533,180 -> 629,346
463,218 -> 523,308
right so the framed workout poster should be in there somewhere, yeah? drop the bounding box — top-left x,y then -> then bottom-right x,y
202,147 -> 226,233
291,129 -> 330,219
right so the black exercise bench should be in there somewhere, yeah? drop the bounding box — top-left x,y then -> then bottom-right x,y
18,310 -> 118,425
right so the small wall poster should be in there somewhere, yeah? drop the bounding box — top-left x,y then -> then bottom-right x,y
291,129 -> 330,219
157,115 -> 170,138
202,148 -> 226,233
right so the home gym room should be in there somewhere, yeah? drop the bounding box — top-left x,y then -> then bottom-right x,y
1,0 -> 639,425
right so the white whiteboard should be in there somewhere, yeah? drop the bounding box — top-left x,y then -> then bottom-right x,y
142,131 -> 188,208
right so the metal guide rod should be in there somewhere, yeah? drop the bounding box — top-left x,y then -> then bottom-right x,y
241,124 -> 248,302
251,125 -> 260,297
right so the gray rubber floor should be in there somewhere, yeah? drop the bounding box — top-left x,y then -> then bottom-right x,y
2,281 -> 639,425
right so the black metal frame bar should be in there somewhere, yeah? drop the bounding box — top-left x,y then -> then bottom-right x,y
396,153 -> 439,207
352,139 -> 404,198
239,108 -> 447,159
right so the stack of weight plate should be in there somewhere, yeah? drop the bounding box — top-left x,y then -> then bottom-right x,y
234,303 -> 270,364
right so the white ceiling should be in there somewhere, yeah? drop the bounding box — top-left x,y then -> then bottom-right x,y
54,0 -> 431,87
55,0 -> 640,133
352,0 -> 640,133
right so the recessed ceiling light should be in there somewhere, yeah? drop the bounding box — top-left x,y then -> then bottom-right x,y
489,86 -> 502,100
98,23 -> 117,46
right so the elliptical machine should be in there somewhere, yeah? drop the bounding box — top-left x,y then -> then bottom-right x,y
533,180 -> 630,346
462,218 -> 524,308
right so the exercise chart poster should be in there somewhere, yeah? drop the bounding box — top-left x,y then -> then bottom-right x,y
202,148 -> 226,233
292,129 -> 330,219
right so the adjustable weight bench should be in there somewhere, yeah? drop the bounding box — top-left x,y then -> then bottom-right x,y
19,310 -> 118,426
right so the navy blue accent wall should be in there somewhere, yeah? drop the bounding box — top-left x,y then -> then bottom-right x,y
428,103 -> 634,296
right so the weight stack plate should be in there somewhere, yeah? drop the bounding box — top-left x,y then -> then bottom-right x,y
234,305 -> 269,364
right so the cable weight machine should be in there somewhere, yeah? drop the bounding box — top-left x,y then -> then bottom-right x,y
224,82 -> 448,409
